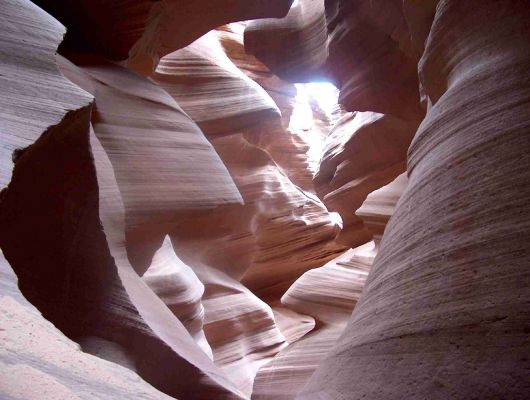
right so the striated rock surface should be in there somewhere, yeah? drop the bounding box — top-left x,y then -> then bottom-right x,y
356,172 -> 408,240
245,0 -> 423,119
0,2 -> 244,398
271,303 -> 316,345
205,134 -> 344,298
251,244 -> 373,400
324,0 -> 421,119
142,236 -> 212,358
3,0 -> 529,399
152,31 -> 279,137
245,1 -> 423,249
127,0 -> 295,74
194,260 -> 287,398
251,173 -> 407,399
0,251 -> 174,400
219,23 -> 332,192
146,26 -> 345,395
300,1 -> 530,398
31,0 -> 294,74
165,135 -> 344,393
145,227 -> 289,398
57,54 -> 242,275
0,0 -> 92,189
151,26 -> 345,298
245,0 -> 328,83
283,243 -> 374,321
314,112 -> 416,247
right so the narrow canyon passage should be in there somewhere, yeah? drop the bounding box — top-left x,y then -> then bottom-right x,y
1,1 -> 529,400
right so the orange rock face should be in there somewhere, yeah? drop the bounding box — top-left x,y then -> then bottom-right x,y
0,1 -> 243,399
30,0 -> 294,73
245,0 -> 425,250
299,1 -> 530,399
251,173 -> 408,399
0,251 -> 175,400
1,0 -> 529,399
314,112 -> 416,247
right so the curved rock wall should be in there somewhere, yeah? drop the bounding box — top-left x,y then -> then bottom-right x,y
299,1 -> 530,398
245,0 -> 425,249
251,173 -> 408,399
30,0 -> 294,74
1,0 -> 529,399
0,250 -> 174,400
1,1 -> 346,398
314,112 -> 416,246
0,1 -> 244,399
57,54 -> 243,275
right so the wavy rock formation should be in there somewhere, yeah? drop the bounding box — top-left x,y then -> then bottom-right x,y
271,303 -> 316,345
218,24 -> 329,192
31,0 -> 294,74
325,0 -> 421,119
251,173 -> 408,399
300,1 -> 530,398
146,140 -> 339,396
140,227 -> 288,398
245,0 -> 423,118
356,173 -> 408,241
0,2 -> 244,398
0,251 -> 173,400
251,244 -> 373,400
2,0 -> 529,399
142,236 -> 212,358
245,1 -> 424,249
152,31 -> 279,137
207,134 -> 344,298
189,257 -> 288,398
0,0 -> 92,189
57,54 -> 242,275
147,27 -> 345,395
314,112 -> 415,246
151,28 -> 345,298
245,0 -> 328,82
127,0 -> 295,74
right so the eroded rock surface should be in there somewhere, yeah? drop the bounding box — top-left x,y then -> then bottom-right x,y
0,2 -> 245,399
0,251 -> 174,400
2,0 -> 529,399
30,0 -> 294,74
252,173 -> 408,399
300,1 -> 530,398
314,112 -> 416,246
245,0 -> 425,250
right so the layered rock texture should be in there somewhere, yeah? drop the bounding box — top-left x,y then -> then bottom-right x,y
0,250 -> 174,400
245,0 -> 426,249
1,0 -> 529,399
252,173 -> 408,399
299,1 -> 530,399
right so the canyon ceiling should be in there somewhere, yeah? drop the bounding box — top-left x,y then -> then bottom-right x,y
0,0 -> 529,399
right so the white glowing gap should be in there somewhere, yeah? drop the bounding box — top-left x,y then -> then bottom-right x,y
329,212 -> 343,228
305,82 -> 340,116
288,82 -> 339,174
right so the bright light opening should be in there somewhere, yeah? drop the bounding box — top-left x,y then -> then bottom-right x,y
305,82 -> 339,117
329,212 -> 343,228
288,81 -> 339,175
228,22 -> 246,36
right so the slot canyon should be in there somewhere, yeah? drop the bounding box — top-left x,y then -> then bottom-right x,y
0,0 -> 529,399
